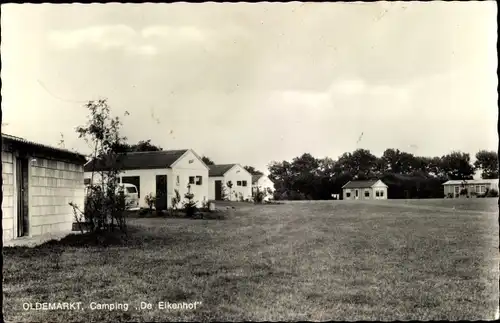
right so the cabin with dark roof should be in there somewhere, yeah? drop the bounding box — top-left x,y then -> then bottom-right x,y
2,133 -> 87,244
84,149 -> 209,209
341,179 -> 388,200
208,164 -> 252,201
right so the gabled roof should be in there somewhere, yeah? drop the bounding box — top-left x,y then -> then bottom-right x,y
2,133 -> 87,164
442,179 -> 499,185
208,164 -> 236,177
84,149 -> 188,172
342,180 -> 381,189
252,174 -> 264,184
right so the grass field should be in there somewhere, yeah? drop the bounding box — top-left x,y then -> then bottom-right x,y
3,198 -> 499,321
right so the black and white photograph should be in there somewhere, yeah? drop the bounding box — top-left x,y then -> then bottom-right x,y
1,1 -> 498,321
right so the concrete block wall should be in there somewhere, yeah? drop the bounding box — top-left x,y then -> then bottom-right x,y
30,158 -> 85,236
2,151 -> 15,243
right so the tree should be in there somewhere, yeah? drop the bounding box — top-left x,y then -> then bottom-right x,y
440,151 -> 475,180
474,150 -> 499,179
114,139 -> 162,153
133,139 -> 162,152
244,165 -> 263,175
380,148 -> 418,175
337,149 -> 378,179
268,160 -> 294,198
71,99 -> 129,233
201,156 -> 215,165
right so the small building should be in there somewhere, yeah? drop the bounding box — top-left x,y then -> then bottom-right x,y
251,174 -> 275,201
442,179 -> 499,198
208,164 -> 252,201
2,133 -> 87,244
84,149 -> 209,209
342,179 -> 388,200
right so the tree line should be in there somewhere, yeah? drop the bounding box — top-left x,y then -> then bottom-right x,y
105,136 -> 498,201
267,149 -> 498,200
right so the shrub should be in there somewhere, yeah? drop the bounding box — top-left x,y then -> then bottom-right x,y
201,199 -> 210,210
486,188 -> 499,197
183,184 -> 198,217
253,188 -> 265,204
171,189 -> 181,210
144,193 -> 156,213
226,181 -> 234,201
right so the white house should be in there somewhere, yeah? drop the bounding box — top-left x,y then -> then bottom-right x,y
251,174 -> 275,201
208,164 -> 253,201
84,149 -> 209,209
442,179 -> 499,198
342,179 -> 388,200
2,133 -> 86,244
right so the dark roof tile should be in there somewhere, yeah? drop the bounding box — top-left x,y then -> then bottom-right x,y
252,174 -> 264,184
342,180 -> 379,189
208,164 -> 236,177
84,150 -> 188,172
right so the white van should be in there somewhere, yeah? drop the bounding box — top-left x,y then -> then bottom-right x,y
117,183 -> 140,210
84,183 -> 140,211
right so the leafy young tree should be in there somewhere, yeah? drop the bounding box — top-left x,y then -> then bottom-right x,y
474,150 -> 499,179
71,99 -> 129,233
201,156 -> 215,165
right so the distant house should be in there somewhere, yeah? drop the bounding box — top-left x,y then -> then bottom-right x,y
442,179 -> 499,198
2,133 -> 87,244
208,164 -> 252,201
342,180 -> 388,200
84,149 -> 209,209
251,174 -> 275,201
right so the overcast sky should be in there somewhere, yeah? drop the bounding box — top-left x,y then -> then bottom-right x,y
1,2 -> 497,173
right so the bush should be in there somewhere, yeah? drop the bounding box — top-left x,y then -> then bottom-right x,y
183,185 -> 198,217
144,193 -> 156,213
253,188 -> 265,204
169,189 -> 181,215
486,188 -> 499,197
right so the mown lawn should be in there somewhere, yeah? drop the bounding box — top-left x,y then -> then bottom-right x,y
3,199 -> 498,321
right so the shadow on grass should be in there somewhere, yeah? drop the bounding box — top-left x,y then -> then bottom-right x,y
2,223 -> 209,255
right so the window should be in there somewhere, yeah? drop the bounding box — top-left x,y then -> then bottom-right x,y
455,186 -> 460,194
376,191 -> 380,197
355,189 -> 359,197
121,176 -> 140,198
176,175 -> 180,186
475,185 -> 479,193
346,192 -> 351,198
84,178 -> 90,185
242,180 -> 247,187
365,191 -> 370,197
196,176 -> 202,185
189,176 -> 195,184
237,181 -> 242,186
380,190 -> 384,197
481,185 -> 486,193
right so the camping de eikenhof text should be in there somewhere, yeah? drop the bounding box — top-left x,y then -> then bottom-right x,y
22,301 -> 203,311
